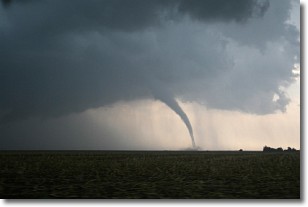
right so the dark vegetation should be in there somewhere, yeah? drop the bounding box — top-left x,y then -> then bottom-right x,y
263,146 -> 298,152
0,151 -> 300,199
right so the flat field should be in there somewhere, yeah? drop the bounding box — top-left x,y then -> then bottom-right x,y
0,151 -> 300,199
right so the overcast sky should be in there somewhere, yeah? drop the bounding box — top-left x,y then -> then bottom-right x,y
0,0 -> 300,150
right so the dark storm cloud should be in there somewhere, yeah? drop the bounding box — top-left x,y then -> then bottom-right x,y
0,0 -> 298,124
178,0 -> 269,22
1,0 -> 269,32
0,0 -> 274,123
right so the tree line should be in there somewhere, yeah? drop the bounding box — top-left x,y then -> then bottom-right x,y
263,146 -> 299,152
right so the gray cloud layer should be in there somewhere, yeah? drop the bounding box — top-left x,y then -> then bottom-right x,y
0,0 -> 299,124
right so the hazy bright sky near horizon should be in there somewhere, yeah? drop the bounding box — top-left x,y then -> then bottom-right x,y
0,0 -> 300,150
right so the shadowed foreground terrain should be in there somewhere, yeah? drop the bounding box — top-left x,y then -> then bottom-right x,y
0,151 -> 300,199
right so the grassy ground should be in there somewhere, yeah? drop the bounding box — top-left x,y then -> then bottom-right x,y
0,151 -> 300,199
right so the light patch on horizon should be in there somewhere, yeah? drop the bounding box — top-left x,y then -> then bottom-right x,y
186,101 -> 300,150
84,95 -> 300,151
86,100 -> 192,150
